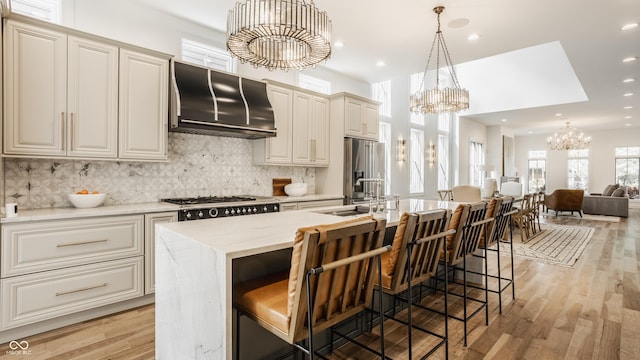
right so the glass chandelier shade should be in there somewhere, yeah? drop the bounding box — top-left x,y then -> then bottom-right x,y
226,0 -> 332,71
410,6 -> 469,115
546,122 -> 591,150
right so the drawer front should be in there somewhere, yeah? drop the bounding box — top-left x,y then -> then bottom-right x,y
279,202 -> 299,212
297,199 -> 344,210
1,257 -> 143,330
1,215 -> 144,277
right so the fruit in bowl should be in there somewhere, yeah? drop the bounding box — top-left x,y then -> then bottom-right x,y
67,191 -> 106,208
284,183 -> 308,197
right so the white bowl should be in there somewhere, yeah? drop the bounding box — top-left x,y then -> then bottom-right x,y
284,183 -> 308,197
67,193 -> 106,208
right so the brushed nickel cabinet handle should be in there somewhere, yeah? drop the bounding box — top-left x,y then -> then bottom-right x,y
57,239 -> 108,248
55,283 -> 107,296
61,112 -> 66,150
70,112 -> 75,150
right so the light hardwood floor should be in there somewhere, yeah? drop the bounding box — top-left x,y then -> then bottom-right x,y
1,209 -> 639,359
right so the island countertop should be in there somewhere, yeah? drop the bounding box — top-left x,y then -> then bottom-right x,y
155,198 -> 463,359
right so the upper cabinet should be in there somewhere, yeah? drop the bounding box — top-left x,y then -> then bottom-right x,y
253,82 -> 330,167
118,49 -> 168,161
2,18 -> 169,161
332,93 -> 380,141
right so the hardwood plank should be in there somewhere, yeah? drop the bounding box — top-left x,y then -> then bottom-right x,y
1,210 -> 639,359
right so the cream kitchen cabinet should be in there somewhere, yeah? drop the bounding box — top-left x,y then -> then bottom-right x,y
2,17 -> 169,161
144,211 -> 178,294
0,214 -> 145,330
253,82 -> 330,166
118,49 -> 169,161
332,93 -> 380,140
279,198 -> 343,211
3,20 -> 118,158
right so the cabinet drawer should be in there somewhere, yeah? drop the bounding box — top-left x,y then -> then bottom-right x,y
1,215 -> 144,277
279,203 -> 299,212
297,199 -> 344,210
1,257 -> 143,330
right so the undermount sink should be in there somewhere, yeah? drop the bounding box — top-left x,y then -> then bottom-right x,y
317,205 -> 371,217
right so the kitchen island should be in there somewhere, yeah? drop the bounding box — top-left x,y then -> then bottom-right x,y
155,199 -> 462,359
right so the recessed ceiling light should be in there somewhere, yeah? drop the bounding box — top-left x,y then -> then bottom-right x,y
621,23 -> 639,31
334,41 -> 344,48
626,123 -> 632,127
624,106 -> 633,109
625,116 -> 633,119
624,92 -> 634,96
376,60 -> 385,67
622,57 -> 638,63
528,131 -> 533,134
467,33 -> 480,41
555,113 -> 563,117
623,78 -> 636,83
501,119 -> 507,122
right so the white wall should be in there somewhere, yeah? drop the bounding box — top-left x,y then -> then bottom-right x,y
61,0 -> 370,97
515,127 -> 640,194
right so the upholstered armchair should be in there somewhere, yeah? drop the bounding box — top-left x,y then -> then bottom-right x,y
543,189 -> 585,217
452,185 -> 481,202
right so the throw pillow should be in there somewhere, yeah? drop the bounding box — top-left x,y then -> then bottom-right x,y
602,184 -> 619,196
611,187 -> 626,197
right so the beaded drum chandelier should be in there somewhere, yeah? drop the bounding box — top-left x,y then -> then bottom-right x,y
547,122 -> 591,150
410,6 -> 469,114
226,0 -> 332,71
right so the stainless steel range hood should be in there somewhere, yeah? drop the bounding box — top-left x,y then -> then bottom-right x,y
170,60 -> 276,139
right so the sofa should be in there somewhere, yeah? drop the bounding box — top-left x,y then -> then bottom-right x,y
543,189 -> 584,217
582,184 -> 629,217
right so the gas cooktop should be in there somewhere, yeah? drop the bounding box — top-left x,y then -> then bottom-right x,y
161,196 -> 257,205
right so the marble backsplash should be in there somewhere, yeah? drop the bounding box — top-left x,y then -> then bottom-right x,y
3,133 -> 315,209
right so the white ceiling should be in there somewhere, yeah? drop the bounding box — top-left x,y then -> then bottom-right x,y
138,0 -> 638,136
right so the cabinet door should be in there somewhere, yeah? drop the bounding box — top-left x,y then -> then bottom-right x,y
119,49 -> 168,160
363,103 -> 380,140
344,98 -> 364,138
144,212 -> 177,294
292,91 -> 312,164
3,21 -> 66,156
67,36 -> 118,158
309,96 -> 330,165
265,85 -> 293,164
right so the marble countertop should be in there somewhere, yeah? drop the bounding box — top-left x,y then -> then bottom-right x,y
0,194 -> 344,224
0,202 -> 180,224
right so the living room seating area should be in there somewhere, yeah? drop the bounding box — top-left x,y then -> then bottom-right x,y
582,184 -> 630,217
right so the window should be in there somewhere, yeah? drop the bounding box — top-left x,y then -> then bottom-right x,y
379,122 -> 392,195
372,80 -> 391,117
298,74 -> 331,95
469,141 -> 484,187
615,146 -> 640,188
11,0 -> 60,22
181,39 -> 236,73
527,150 -> 547,193
437,113 -> 451,190
567,149 -> 589,191
410,129 -> 425,194
409,73 -> 425,126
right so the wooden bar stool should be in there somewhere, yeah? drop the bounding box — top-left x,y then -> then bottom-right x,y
233,216 -> 389,360
372,209 -> 454,360
468,196 -> 518,314
427,202 -> 492,347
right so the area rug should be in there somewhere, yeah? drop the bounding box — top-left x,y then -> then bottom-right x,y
498,224 -> 595,267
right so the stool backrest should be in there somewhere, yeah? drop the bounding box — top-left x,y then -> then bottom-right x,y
484,196 -> 514,248
289,217 -> 387,343
449,201 -> 489,266
386,209 -> 451,294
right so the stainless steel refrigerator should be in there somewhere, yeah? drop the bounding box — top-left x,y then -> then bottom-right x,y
344,137 -> 386,204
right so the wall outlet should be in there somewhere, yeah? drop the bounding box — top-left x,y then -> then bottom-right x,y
70,175 -> 80,188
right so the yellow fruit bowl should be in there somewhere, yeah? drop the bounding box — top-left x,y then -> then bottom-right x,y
67,193 -> 106,208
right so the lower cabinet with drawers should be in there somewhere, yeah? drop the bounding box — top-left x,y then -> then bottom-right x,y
0,213 -> 163,337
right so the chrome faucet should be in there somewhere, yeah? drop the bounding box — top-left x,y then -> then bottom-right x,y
356,174 -> 385,213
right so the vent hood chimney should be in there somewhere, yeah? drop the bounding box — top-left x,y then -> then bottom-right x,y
170,60 -> 276,139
